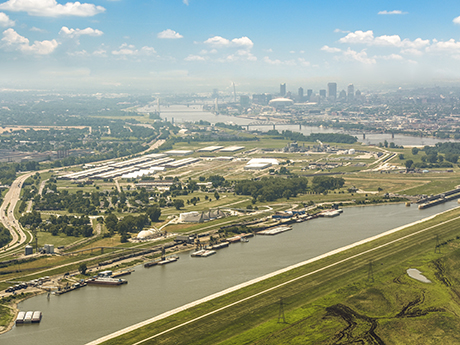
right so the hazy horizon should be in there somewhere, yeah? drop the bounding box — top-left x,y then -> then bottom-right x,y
1,0 -> 460,93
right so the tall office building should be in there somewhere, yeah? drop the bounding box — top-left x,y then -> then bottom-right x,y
327,82 -> 337,100
298,87 -> 304,101
307,89 -> 313,101
280,83 -> 286,96
319,89 -> 326,98
347,84 -> 354,102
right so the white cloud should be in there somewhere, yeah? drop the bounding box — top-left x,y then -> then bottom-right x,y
30,27 -> 46,32
0,12 -> 14,26
59,26 -> 103,38
204,36 -> 230,47
341,48 -> 376,64
321,45 -> 341,53
379,53 -> 403,60
378,10 -> 407,15
1,28 -> 58,54
339,30 -> 374,44
93,48 -> 106,56
0,0 -> 105,17
67,49 -> 88,56
334,28 -> 350,34
226,49 -> 256,61
427,39 -> 460,52
183,0 -> 189,5
453,16 -> 460,25
263,56 -> 282,65
400,48 -> 423,55
298,58 -> 310,66
231,36 -> 253,48
339,30 -> 429,49
111,43 -> 155,57
262,56 -> 306,66
204,35 -> 253,49
140,46 -> 155,55
184,54 -> 205,61
157,29 -> 183,39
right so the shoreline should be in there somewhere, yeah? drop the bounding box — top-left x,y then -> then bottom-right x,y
86,206 -> 458,345
0,242 -> 197,336
0,291 -> 43,335
1,203 -> 456,339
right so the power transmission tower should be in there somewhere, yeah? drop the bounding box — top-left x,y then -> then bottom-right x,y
435,235 -> 441,254
367,260 -> 374,283
278,297 -> 286,324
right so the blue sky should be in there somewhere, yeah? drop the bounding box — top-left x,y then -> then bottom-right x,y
1,0 -> 460,93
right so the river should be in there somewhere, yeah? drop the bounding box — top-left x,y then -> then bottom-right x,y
157,105 -> 459,147
2,200 -> 459,345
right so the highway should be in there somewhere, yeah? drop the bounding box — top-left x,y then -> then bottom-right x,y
0,172 -> 35,257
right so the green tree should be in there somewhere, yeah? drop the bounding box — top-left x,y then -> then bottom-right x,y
78,263 -> 87,275
445,153 -> 459,163
412,147 -> 419,155
405,160 -> 413,170
214,191 -> 220,200
173,199 -> 184,210
104,213 -> 118,233
147,205 -> 161,222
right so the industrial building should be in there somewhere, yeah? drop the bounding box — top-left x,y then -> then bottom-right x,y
244,158 -> 279,170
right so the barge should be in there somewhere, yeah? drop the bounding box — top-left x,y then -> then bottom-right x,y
144,260 -> 159,268
257,225 -> 292,236
157,256 -> 178,265
112,269 -> 134,278
86,277 -> 127,286
15,311 -> 25,324
191,250 -> 216,257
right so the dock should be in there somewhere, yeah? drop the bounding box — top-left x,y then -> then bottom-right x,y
257,226 -> 292,236
112,269 -> 134,278
191,250 -> 216,257
157,257 -> 178,265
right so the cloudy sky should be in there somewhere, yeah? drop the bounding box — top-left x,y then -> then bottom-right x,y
1,0 -> 460,93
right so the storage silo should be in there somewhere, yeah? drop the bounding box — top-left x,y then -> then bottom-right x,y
25,245 -> 33,255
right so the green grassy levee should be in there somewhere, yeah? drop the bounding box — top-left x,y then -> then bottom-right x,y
101,207 -> 460,345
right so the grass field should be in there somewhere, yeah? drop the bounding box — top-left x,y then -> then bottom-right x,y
100,207 -> 460,345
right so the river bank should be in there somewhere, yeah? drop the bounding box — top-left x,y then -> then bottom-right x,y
88,206 -> 458,345
2,199 -> 460,344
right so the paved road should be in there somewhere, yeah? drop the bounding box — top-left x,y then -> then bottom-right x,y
0,172 -> 35,255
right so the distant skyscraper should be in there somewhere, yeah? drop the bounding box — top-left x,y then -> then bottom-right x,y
339,90 -> 347,99
280,83 -> 286,96
240,95 -> 250,107
298,87 -> 304,101
307,89 -> 313,101
327,82 -> 337,100
319,89 -> 326,98
347,84 -> 354,102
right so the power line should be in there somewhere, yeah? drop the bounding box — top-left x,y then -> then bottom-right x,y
278,297 -> 286,324
435,235 -> 441,254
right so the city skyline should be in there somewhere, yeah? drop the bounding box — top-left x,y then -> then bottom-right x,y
1,0 -> 460,92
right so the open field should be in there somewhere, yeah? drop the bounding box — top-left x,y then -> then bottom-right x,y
97,207 -> 460,345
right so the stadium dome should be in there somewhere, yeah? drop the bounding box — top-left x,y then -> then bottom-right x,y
268,98 -> 294,108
